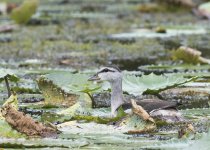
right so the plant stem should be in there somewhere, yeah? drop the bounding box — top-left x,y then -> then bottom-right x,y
4,77 -> 11,98
86,92 -> 96,108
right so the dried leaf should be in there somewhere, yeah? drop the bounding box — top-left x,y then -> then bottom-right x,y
0,24 -> 17,33
178,123 -> 195,139
172,46 -> 210,64
2,105 -> 57,138
131,99 -> 155,123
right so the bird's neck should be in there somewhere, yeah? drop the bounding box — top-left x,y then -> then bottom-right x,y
110,78 -> 124,115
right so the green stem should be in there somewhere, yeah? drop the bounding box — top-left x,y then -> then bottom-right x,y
4,77 -> 11,98
86,92 -> 96,108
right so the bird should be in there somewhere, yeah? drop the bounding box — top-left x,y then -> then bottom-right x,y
88,65 -> 184,123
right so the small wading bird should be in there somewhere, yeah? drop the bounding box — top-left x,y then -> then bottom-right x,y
88,65 -> 184,123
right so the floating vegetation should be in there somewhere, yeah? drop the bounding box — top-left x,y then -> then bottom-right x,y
1,0 -> 210,149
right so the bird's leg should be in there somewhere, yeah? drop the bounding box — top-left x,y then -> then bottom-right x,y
111,98 -> 123,117
110,79 -> 124,118
111,110 -> 117,118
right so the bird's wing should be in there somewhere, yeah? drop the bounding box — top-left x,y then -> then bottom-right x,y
137,99 -> 178,113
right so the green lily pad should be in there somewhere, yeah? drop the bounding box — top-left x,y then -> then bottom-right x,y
0,119 -> 25,138
0,137 -> 89,148
181,108 -> 210,119
139,64 -> 210,73
117,114 -> 156,134
122,73 -> 198,96
38,72 -> 100,94
58,111 -> 154,134
37,72 -> 100,106
0,69 -> 19,83
58,94 -> 126,124
189,131 -> 210,150
41,72 -> 197,96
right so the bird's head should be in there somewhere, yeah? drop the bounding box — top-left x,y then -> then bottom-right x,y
88,65 -> 122,83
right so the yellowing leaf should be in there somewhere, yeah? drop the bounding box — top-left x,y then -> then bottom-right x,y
10,0 -> 39,24
2,93 -> 18,110
172,46 -> 210,64
131,99 -> 155,123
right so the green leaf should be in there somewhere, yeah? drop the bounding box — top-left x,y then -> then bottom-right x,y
37,72 -> 101,106
58,94 -> 123,124
189,131 -> 210,150
140,64 -> 210,73
39,72 -> 101,94
0,119 -> 24,138
0,69 -> 19,83
0,137 -> 89,148
117,106 -> 127,118
118,114 -> 156,133
38,72 -> 197,105
10,0 -> 39,24
122,73 -> 198,96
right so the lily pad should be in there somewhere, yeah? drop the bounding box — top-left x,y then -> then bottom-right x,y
38,72 -> 100,94
0,69 -> 19,83
0,137 -> 89,148
122,73 -> 198,96
139,64 -> 210,74
0,119 -> 25,138
109,28 -> 206,40
58,111 -> 155,134
118,114 -> 156,134
37,72 -> 100,106
38,72 -> 197,106
189,131 -> 210,150
58,94 -> 126,124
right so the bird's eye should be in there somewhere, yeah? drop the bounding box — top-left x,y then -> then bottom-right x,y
99,68 -> 115,74
103,68 -> 109,72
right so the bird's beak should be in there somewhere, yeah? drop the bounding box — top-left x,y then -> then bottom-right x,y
88,74 -> 100,81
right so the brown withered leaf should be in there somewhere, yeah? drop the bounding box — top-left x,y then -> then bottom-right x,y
178,123 -> 195,139
131,99 -> 155,123
0,24 -> 17,33
2,105 -> 58,138
172,46 -> 210,64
